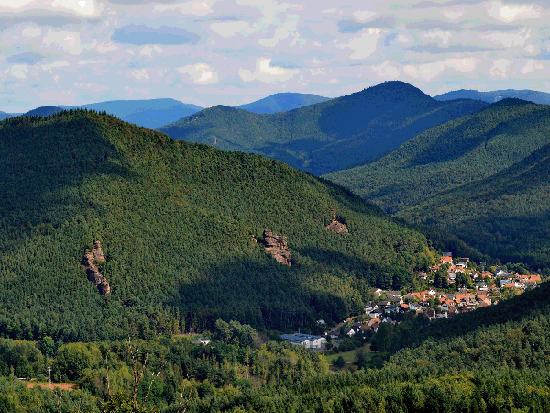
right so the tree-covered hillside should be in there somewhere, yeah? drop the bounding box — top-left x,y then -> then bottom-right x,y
0,110 -> 435,342
159,81 -> 487,175
326,99 -> 550,268
401,141 -> 550,268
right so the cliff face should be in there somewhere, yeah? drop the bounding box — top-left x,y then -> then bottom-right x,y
263,230 -> 291,266
82,240 -> 111,295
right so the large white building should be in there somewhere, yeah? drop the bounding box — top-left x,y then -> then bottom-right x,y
281,333 -> 326,349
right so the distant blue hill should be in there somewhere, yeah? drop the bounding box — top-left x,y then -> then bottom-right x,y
62,98 -> 203,129
434,89 -> 550,105
0,111 -> 17,120
25,106 -> 64,117
237,93 -> 331,114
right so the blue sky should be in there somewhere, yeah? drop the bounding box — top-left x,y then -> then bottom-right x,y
1,0 -> 549,111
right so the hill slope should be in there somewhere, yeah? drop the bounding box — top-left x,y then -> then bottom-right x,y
237,92 -> 331,114
326,99 -> 550,266
159,81 -> 487,175
435,88 -> 550,105
0,110 -> 434,341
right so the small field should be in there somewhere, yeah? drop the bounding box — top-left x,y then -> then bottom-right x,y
21,379 -> 78,391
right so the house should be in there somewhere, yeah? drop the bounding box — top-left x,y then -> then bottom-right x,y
475,282 -> 488,291
385,305 -> 399,314
281,333 -> 326,349
387,294 -> 403,305
193,338 -> 212,345
377,300 -> 391,309
440,256 -> 453,264
369,309 -> 383,319
371,288 -> 383,297
344,327 -> 356,337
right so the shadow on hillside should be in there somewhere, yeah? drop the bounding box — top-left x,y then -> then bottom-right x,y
0,113 -> 129,232
168,257 -> 350,333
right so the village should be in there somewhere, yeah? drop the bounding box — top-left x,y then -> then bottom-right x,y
281,253 -> 542,350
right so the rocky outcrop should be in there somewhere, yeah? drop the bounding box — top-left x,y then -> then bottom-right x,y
326,208 -> 349,234
326,220 -> 349,234
263,230 -> 291,266
82,240 -> 111,295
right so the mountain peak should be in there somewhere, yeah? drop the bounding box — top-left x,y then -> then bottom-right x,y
358,81 -> 432,103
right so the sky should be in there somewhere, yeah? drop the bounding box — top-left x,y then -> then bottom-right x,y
0,0 -> 549,112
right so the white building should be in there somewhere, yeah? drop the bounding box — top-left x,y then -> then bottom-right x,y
281,333 -> 326,349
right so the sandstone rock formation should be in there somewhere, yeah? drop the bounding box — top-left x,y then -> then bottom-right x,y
263,230 -> 291,266
326,208 -> 349,234
82,240 -> 111,295
325,220 -> 349,234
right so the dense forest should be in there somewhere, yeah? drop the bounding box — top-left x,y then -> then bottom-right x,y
326,99 -> 550,268
2,282 -> 550,412
0,109 -> 435,342
159,81 -> 486,175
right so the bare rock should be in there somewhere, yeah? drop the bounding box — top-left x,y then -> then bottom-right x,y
263,230 -> 292,266
82,241 -> 111,295
326,220 -> 349,234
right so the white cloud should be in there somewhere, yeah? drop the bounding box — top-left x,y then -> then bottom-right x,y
0,0 -> 34,9
441,8 -> 465,20
7,64 -> 29,80
87,40 -> 119,54
210,21 -> 250,37
139,45 -> 162,57
422,30 -> 452,46
481,28 -> 531,48
353,10 -> 377,22
258,14 -> 302,47
370,61 -> 401,79
521,60 -> 544,74
403,58 -> 478,81
43,30 -> 82,55
22,27 -> 41,39
154,0 -> 215,16
239,58 -> 299,83
41,60 -> 70,72
489,59 -> 512,78
132,68 -> 149,80
340,28 -> 386,60
50,0 -> 97,17
0,0 -> 100,16
486,1 -> 541,23
177,63 -> 218,84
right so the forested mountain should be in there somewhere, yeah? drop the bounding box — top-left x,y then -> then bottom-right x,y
0,109 -> 435,342
326,98 -> 550,267
435,88 -> 550,105
63,98 -> 203,129
159,81 -> 487,175
236,92 -> 331,114
401,141 -> 550,267
25,106 -> 64,117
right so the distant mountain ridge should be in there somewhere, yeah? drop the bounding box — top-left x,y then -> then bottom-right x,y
236,93 -> 331,114
160,81 -> 487,175
434,88 -> 550,105
326,98 -> 550,267
63,98 -> 203,129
